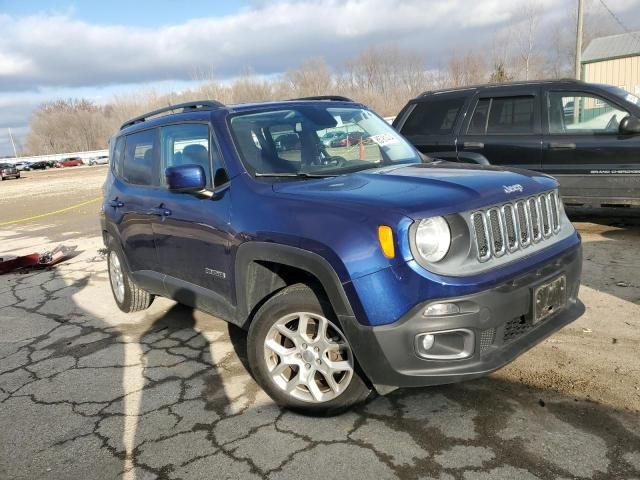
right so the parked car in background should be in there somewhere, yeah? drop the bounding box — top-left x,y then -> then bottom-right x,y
0,163 -> 20,180
14,161 -> 31,171
394,79 -> 640,209
29,161 -> 50,170
101,97 -> 583,413
329,131 -> 368,147
58,157 -> 84,167
319,131 -> 343,146
89,155 -> 109,165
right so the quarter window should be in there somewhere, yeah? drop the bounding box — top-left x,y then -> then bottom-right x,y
123,129 -> 156,186
112,136 -> 126,178
160,124 -> 214,188
548,92 -> 629,134
401,97 -> 467,136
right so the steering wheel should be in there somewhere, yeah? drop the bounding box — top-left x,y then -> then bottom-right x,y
605,114 -> 618,131
324,156 -> 347,167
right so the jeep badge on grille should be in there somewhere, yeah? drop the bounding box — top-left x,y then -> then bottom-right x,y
503,184 -> 524,194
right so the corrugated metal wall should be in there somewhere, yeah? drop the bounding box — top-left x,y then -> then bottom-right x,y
583,55 -> 640,96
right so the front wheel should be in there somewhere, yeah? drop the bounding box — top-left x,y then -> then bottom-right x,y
247,284 -> 371,415
106,241 -> 154,313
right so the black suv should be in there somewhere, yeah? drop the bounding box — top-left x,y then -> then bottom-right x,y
394,80 -> 640,209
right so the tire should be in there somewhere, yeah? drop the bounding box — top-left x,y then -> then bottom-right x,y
247,284 -> 371,415
106,239 -> 154,313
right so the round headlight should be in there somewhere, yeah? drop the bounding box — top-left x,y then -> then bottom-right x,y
414,217 -> 451,263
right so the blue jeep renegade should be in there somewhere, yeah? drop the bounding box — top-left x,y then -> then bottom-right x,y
101,96 -> 584,413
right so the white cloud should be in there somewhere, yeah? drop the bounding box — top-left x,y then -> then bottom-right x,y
1,0 -> 640,155
0,0 -> 582,91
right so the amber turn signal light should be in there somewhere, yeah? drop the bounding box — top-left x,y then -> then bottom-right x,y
378,225 -> 395,259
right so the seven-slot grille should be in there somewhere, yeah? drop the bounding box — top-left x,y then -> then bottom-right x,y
471,191 -> 561,262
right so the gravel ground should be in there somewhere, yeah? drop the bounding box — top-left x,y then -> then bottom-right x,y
0,167 -> 639,479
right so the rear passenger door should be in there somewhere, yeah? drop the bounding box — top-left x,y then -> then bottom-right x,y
394,92 -> 470,156
108,128 -> 165,275
152,122 -> 233,314
459,90 -> 543,171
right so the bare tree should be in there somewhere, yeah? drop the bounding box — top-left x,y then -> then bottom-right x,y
515,2 -> 542,81
284,58 -> 334,98
447,50 -> 488,87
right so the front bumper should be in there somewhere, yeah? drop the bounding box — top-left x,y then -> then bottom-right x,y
343,243 -> 583,388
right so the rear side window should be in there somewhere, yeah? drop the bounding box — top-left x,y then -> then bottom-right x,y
112,136 -> 126,178
123,129 -> 157,186
401,96 -> 466,136
468,99 -> 490,134
468,96 -> 535,134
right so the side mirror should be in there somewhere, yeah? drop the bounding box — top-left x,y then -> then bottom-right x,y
619,115 -> 640,135
166,164 -> 206,192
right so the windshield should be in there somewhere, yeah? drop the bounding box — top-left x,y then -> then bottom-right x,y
230,106 -> 422,177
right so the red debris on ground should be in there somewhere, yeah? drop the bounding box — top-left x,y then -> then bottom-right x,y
0,246 -> 76,274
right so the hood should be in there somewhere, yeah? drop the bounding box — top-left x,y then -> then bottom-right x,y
272,162 -> 558,219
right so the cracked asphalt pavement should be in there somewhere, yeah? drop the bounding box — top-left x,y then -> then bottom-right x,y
1,167 -> 639,479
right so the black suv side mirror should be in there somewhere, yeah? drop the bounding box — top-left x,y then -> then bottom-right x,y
165,164 -> 206,192
619,115 -> 640,135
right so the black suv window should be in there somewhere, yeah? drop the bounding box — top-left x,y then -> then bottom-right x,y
160,123 -> 214,188
401,96 -> 466,136
123,129 -> 157,186
548,91 -> 630,134
468,96 -> 535,134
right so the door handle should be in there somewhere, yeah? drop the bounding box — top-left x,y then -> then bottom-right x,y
149,206 -> 171,217
109,198 -> 124,208
464,141 -> 484,149
548,142 -> 576,150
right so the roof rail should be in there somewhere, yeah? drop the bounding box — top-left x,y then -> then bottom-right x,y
289,95 -> 354,102
120,100 -> 225,130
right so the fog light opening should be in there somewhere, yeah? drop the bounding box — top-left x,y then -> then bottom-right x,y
421,334 -> 435,351
424,302 -> 460,317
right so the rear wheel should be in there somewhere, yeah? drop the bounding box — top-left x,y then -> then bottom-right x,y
106,240 -> 154,313
247,284 -> 371,414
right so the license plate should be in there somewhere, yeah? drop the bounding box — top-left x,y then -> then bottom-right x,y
533,275 -> 567,324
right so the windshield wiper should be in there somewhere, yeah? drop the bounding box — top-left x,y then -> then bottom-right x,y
254,172 -> 337,178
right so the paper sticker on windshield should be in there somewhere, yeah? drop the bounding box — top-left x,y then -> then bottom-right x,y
369,133 -> 400,147
626,94 -> 639,105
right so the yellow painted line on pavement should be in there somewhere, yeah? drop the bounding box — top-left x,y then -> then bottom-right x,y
0,196 -> 102,226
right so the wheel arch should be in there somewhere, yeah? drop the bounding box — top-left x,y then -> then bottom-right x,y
234,242 -> 356,329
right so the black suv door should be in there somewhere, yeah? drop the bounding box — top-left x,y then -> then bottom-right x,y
458,88 -> 543,171
542,87 -> 640,206
394,91 -> 471,156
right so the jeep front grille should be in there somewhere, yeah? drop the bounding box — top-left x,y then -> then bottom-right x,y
471,191 -> 561,262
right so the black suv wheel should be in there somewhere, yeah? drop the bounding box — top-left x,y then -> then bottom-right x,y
247,284 -> 371,415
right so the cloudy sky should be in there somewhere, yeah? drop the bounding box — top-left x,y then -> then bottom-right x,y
1,0 -> 640,156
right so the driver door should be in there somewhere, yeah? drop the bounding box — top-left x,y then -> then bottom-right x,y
542,89 -> 640,202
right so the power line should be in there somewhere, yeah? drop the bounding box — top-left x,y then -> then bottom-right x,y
598,0 -> 640,43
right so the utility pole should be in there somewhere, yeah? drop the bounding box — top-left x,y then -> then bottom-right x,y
8,128 -> 19,158
575,0 -> 584,80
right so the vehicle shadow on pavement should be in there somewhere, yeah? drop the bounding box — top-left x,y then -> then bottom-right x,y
2,247 -> 640,480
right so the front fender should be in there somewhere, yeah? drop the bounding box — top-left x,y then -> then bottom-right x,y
234,242 -> 358,321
